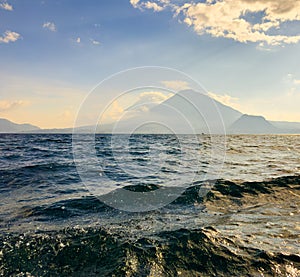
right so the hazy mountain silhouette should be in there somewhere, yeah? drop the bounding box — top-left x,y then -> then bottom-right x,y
0,118 -> 40,133
95,90 -> 243,134
2,90 -> 300,134
94,90 -> 300,134
270,121 -> 300,133
229,114 -> 279,134
150,89 -> 242,133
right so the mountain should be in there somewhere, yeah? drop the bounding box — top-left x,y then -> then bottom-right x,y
61,90 -> 300,134
95,90 -> 243,134
0,118 -> 40,133
23,124 -> 101,134
270,121 -> 300,133
228,114 -> 279,134
151,89 -> 242,133
2,90 -> 300,134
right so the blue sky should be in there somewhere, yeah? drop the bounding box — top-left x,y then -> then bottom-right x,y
1,0 -> 300,128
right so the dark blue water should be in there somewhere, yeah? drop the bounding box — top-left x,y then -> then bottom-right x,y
0,134 -> 299,276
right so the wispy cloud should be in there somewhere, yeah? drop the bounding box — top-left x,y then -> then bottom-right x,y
0,100 -> 29,111
0,30 -> 21,44
130,0 -> 140,8
130,0 -> 300,46
161,80 -> 190,91
91,39 -> 100,45
294,79 -> 300,85
101,100 -> 124,124
136,91 -> 170,105
283,73 -> 300,86
256,42 -> 275,52
42,22 -> 56,32
100,91 -> 171,124
208,92 -> 241,110
126,91 -> 172,113
0,2 -> 13,11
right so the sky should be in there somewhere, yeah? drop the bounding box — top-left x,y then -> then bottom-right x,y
1,0 -> 300,128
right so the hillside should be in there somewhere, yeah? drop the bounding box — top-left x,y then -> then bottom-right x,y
99,89 -> 243,134
1,90 -> 300,134
0,118 -> 40,133
229,115 -> 278,134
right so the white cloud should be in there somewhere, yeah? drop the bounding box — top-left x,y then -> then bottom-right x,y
0,2 -> 13,11
138,91 -> 171,103
131,0 -> 167,12
101,100 -> 124,124
91,39 -> 100,45
208,92 -> 242,111
0,30 -> 20,43
76,37 -> 81,43
126,91 -> 172,112
0,100 -> 28,111
130,0 -> 140,8
161,80 -> 190,91
144,1 -> 163,12
181,0 -> 300,45
43,22 -> 56,32
130,0 -> 300,46
256,42 -> 275,52
99,91 -> 172,124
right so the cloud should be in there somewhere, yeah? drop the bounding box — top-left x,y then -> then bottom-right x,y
130,0 -> 140,8
294,79 -> 300,85
59,107 -> 76,125
130,0 -> 300,45
161,80 -> 190,91
43,22 -> 56,32
283,73 -> 300,87
209,88 -> 300,122
131,0 -> 165,12
101,100 -> 124,123
181,0 -> 300,45
99,91 -> 172,124
256,42 -> 275,52
0,100 -> 28,111
138,91 -> 171,103
144,1 -> 163,12
238,90 -> 300,122
208,92 -> 242,110
0,2 -> 13,11
0,30 -> 21,44
91,39 -> 100,45
0,72 -> 88,128
126,91 -> 172,112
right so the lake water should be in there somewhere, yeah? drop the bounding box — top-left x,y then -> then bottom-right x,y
0,134 -> 299,276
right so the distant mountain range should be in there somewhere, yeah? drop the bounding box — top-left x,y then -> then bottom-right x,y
0,118 -> 40,133
1,90 -> 300,134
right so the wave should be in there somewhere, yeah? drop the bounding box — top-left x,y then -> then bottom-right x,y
14,175 -> 300,219
1,175 -> 299,276
1,226 -> 299,276
29,196 -> 116,219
